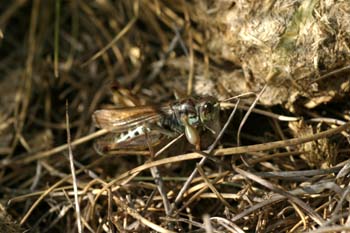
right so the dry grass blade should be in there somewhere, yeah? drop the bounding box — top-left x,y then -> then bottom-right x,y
13,129 -> 108,164
65,101 -> 82,233
113,195 -> 175,233
237,85 -> 267,147
11,0 -> 39,156
53,0 -> 60,78
82,1 -> 139,67
232,166 -> 324,225
196,165 -> 235,212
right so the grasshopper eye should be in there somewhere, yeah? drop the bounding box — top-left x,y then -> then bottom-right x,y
200,102 -> 215,121
203,103 -> 213,114
200,101 -> 218,122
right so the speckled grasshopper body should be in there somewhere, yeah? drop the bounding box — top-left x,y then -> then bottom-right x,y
92,95 -> 221,152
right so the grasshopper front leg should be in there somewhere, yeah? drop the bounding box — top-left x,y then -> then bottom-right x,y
180,115 -> 201,150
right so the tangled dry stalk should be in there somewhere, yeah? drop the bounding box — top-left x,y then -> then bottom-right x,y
0,0 -> 350,232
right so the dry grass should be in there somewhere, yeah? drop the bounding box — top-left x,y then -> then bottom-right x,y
1,0 -> 350,232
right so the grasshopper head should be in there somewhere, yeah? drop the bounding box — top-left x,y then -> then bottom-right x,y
196,96 -> 221,136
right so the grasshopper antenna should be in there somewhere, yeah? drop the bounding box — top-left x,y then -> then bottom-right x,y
219,92 -> 256,103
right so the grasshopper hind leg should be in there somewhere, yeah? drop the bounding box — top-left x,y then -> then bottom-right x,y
93,127 -> 165,154
93,134 -> 118,155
